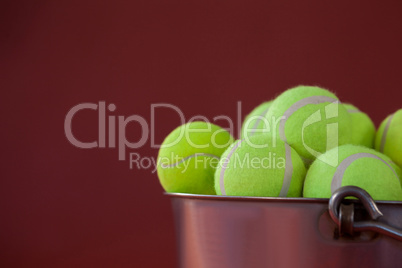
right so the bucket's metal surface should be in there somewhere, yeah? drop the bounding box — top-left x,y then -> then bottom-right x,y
168,193 -> 402,268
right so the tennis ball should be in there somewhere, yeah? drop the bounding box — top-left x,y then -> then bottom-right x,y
157,121 -> 234,194
390,162 -> 402,186
241,101 -> 273,140
343,103 -> 376,148
375,109 -> 402,168
214,134 -> 306,197
266,85 -> 352,165
303,144 -> 402,201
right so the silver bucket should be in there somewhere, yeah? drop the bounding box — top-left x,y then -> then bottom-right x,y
168,187 -> 402,268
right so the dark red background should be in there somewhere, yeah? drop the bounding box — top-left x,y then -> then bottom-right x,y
1,1 -> 402,267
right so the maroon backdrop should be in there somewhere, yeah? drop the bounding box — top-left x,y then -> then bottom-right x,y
1,0 -> 402,267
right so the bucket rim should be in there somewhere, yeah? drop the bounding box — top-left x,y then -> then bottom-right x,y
165,192 -> 402,205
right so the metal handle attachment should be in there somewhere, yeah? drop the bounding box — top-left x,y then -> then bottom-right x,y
329,186 -> 402,241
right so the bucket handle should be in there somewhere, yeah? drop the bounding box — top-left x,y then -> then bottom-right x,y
328,186 -> 402,242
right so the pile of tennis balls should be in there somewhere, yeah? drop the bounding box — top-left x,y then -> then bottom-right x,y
157,85 -> 402,201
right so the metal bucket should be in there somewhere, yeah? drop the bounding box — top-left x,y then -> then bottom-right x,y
168,187 -> 402,268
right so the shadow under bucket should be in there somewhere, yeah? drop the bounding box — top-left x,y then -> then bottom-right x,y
167,187 -> 402,268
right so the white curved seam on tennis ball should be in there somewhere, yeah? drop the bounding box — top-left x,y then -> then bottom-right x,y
380,113 -> 395,153
331,152 -> 399,193
160,153 -> 220,168
278,95 -> 337,195
219,140 -> 243,195
278,143 -> 294,197
250,107 -> 270,136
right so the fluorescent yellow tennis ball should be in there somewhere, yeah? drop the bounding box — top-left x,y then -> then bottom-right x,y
157,121 -> 234,194
215,134 -> 306,197
390,162 -> 402,186
241,101 -> 273,140
343,103 -> 375,148
375,109 -> 402,168
266,85 -> 352,165
304,144 -> 402,201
